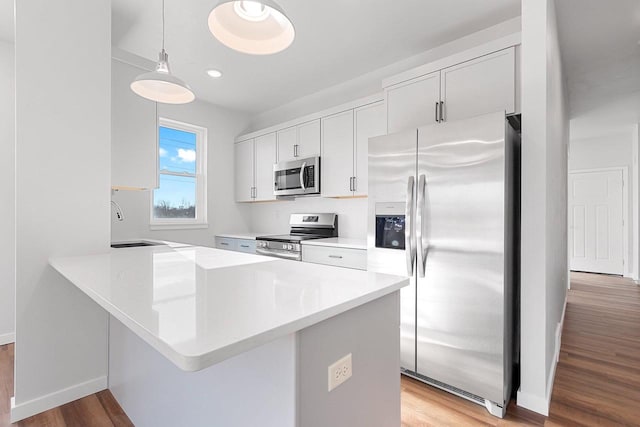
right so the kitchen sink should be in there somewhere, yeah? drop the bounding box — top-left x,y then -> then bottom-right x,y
111,241 -> 163,249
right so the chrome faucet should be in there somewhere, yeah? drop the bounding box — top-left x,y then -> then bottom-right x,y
111,197 -> 124,222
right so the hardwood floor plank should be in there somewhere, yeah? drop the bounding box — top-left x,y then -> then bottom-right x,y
95,391 -> 133,427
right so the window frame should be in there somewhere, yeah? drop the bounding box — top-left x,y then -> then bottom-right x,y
150,117 -> 208,229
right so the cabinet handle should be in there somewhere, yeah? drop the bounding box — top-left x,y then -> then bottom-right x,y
435,102 -> 439,123
240,244 -> 250,248
353,176 -> 357,192
349,177 -> 353,192
220,242 -> 229,246
440,101 -> 444,122
294,144 -> 298,157
328,255 -> 343,259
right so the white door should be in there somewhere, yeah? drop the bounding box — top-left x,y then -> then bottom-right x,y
321,110 -> 354,197
569,170 -> 624,275
386,71 -> 441,133
254,133 -> 277,201
440,48 -> 515,122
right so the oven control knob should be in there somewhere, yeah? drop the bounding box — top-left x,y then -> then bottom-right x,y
287,244 -> 293,250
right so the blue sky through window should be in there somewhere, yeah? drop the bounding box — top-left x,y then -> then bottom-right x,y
158,126 -> 197,174
154,126 -> 197,219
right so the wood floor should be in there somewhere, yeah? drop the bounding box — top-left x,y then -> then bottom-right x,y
0,344 -> 132,427
401,271 -> 640,426
1,272 -> 639,426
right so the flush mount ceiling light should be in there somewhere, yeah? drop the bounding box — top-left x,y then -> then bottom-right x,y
208,0 -> 295,55
131,0 -> 195,104
207,69 -> 223,78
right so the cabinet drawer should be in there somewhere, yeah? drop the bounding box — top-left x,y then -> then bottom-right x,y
215,237 -> 237,251
302,245 -> 367,270
236,239 -> 256,254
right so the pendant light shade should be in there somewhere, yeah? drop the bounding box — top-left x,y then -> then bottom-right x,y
131,50 -> 195,104
208,0 -> 295,55
131,0 -> 195,104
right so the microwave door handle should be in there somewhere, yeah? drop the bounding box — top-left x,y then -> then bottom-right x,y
299,162 -> 307,191
405,176 -> 415,276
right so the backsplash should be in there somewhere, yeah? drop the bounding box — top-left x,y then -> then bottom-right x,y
248,197 -> 368,239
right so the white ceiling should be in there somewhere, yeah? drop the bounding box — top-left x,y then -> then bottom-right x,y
556,0 -> 640,141
1,1 -> 521,114
112,0 -> 520,113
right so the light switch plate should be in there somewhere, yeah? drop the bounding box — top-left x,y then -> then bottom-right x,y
328,353 -> 352,392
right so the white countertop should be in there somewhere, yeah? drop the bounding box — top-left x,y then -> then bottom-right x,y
301,237 -> 367,250
215,233 -> 271,240
50,243 -> 407,372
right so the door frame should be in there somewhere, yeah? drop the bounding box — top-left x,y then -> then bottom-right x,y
568,166 -> 629,277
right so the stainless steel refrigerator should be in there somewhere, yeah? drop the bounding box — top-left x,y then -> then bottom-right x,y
367,111 -> 519,417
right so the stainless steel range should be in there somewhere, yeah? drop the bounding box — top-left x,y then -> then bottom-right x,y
256,213 -> 338,261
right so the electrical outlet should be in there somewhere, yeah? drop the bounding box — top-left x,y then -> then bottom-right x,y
328,353 -> 352,392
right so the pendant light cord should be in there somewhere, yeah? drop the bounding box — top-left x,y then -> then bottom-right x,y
161,0 -> 165,51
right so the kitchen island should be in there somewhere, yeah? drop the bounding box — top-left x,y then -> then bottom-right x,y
50,242 -> 407,427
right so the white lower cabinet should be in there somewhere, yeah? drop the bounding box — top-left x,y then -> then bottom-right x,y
302,245 -> 367,270
215,237 -> 256,254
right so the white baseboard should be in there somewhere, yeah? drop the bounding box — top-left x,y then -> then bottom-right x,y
517,293 -> 568,416
516,389 -> 549,416
10,376 -> 107,423
0,332 -> 15,346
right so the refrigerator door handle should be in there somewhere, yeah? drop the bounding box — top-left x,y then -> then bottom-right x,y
405,176 -> 416,276
416,174 -> 427,278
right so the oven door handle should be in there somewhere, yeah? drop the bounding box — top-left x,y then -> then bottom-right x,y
256,248 -> 301,260
299,162 -> 307,191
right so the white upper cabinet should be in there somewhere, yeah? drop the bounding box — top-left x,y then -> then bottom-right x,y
321,102 -> 385,198
277,126 -> 297,162
354,101 -> 385,196
322,110 -> 354,198
386,71 -> 440,134
235,139 -> 254,202
385,46 -> 518,132
277,119 -> 321,161
440,48 -> 516,122
296,119 -> 321,158
235,133 -> 277,203
111,59 -> 158,190
254,133 -> 277,201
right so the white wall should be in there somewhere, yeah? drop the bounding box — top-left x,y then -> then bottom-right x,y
111,89 -> 253,246
518,0 -> 569,415
248,198 -> 368,239
634,125 -> 640,281
0,41 -> 14,345
13,0 -> 110,421
569,131 -> 634,276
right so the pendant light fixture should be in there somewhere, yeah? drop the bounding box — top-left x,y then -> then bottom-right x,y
208,0 -> 295,55
131,0 -> 195,104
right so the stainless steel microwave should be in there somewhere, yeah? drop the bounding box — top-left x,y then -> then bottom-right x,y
273,156 -> 320,197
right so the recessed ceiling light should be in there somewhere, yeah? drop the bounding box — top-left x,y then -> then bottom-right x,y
207,69 -> 223,78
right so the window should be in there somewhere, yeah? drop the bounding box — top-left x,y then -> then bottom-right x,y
151,118 -> 207,229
